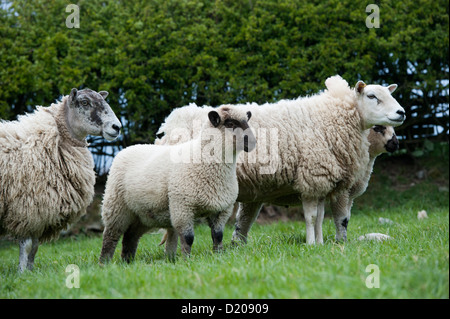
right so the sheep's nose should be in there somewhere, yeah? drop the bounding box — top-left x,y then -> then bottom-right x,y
385,135 -> 399,153
112,124 -> 121,133
392,135 -> 399,145
396,110 -> 405,118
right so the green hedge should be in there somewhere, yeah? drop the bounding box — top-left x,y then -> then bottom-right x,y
1,0 -> 448,171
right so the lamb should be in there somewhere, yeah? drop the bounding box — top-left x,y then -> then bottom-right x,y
99,105 -> 256,263
0,88 -> 122,272
155,75 -> 405,245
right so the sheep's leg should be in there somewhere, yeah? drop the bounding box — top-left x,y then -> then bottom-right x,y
121,221 -> 149,263
331,192 -> 350,242
302,198 -> 319,245
208,216 -> 223,252
18,238 -> 33,273
314,199 -> 325,244
100,217 -> 133,264
99,227 -> 121,264
208,206 -> 234,252
178,227 -> 194,256
164,228 -> 178,261
171,210 -> 194,256
99,207 -> 134,264
344,199 -> 353,239
231,202 -> 263,245
26,238 -> 40,270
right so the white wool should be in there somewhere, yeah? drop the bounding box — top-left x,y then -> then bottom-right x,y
0,98 -> 95,242
325,75 -> 356,103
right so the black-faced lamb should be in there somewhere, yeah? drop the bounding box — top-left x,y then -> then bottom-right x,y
99,105 -> 256,263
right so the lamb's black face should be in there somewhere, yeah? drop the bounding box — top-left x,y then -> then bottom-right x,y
208,110 -> 256,153
223,118 -> 250,130
222,112 -> 254,152
373,125 -> 399,153
385,135 -> 399,153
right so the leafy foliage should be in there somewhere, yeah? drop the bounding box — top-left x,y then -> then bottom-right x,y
0,0 -> 448,173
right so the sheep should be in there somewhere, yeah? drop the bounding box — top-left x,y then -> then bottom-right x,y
0,88 -> 122,272
157,119 -> 399,245
155,103 -> 214,145
261,124 -> 399,244
99,105 -> 256,263
318,125 -> 399,242
155,75 -> 405,245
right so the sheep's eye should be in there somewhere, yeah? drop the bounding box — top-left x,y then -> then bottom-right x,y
373,125 -> 386,133
81,100 -> 89,106
224,121 -> 234,129
367,94 -> 377,100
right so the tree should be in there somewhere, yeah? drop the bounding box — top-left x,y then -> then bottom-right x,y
1,0 -> 448,174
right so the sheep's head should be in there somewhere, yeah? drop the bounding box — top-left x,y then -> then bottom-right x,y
207,106 -> 256,153
367,125 -> 399,157
68,88 -> 122,141
355,81 -> 406,129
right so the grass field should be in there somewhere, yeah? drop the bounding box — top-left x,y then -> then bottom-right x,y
0,153 -> 449,299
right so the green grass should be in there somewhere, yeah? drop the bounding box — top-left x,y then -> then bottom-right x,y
1,153 -> 448,299
0,205 -> 448,299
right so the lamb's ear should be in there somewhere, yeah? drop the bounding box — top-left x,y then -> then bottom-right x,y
387,84 -> 397,94
208,111 -> 221,128
69,88 -> 78,107
99,91 -> 109,99
355,81 -> 366,94
247,111 -> 252,121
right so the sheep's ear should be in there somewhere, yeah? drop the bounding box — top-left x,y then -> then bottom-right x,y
208,111 -> 221,127
387,84 -> 397,94
355,81 -> 366,94
247,111 -> 252,121
70,88 -> 77,99
69,88 -> 78,107
99,91 -> 109,99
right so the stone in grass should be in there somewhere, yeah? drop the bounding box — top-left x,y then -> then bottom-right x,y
378,217 -> 394,225
358,233 -> 392,242
417,210 -> 428,220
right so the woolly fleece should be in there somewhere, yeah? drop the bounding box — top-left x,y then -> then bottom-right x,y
0,97 -> 95,241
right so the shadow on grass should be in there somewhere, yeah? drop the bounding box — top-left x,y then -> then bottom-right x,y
0,237 -> 16,249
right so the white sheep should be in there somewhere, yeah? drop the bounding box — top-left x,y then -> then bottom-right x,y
99,105 -> 256,263
155,75 -> 405,245
0,88 -> 121,272
264,124 -> 399,243
320,125 -> 399,242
